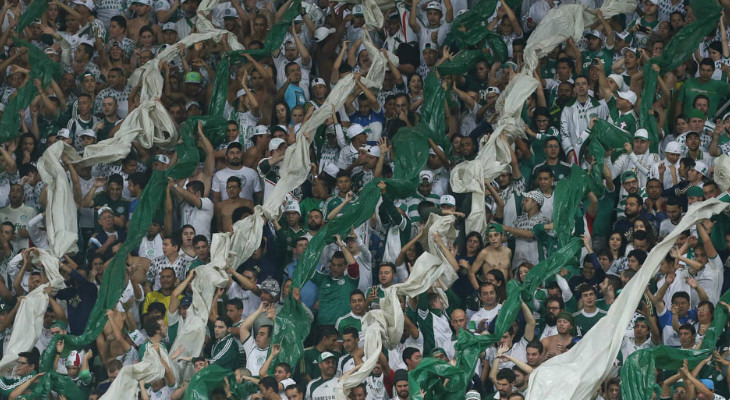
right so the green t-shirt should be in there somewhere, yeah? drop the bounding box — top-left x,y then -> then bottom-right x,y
607,97 -> 637,134
93,192 -> 131,224
138,340 -> 168,361
678,77 -> 730,117
311,271 -> 359,325
581,47 -> 614,75
324,195 -> 346,221
572,308 -> 608,336
299,347 -> 341,381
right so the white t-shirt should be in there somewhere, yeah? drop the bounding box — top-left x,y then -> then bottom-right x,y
227,281 -> 262,319
212,166 -> 262,201
147,384 -> 177,399
468,305 -> 502,332
139,234 -> 164,260
243,335 -> 269,376
180,198 -> 214,240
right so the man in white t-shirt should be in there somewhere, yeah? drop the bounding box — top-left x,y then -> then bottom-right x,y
0,184 -> 38,252
408,0 -> 453,53
170,179 -> 214,240
468,283 -> 502,333
211,142 -> 262,204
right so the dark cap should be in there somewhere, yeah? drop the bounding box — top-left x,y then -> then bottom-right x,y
393,369 -> 409,383
181,296 -> 193,308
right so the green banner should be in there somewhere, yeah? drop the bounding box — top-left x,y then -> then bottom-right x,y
620,289 -> 730,399
16,0 -> 49,33
639,0 -> 721,153
0,40 -> 62,143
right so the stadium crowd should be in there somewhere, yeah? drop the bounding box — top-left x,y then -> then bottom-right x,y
1,0 -> 730,398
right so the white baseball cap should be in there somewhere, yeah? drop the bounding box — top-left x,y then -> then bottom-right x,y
634,128 -> 649,140
79,129 -> 96,139
253,125 -> 270,136
363,145 -> 380,157
162,22 -> 177,32
346,124 -> 369,139
608,74 -> 626,92
352,4 -> 364,15
284,201 -> 300,214
665,141 -> 684,154
153,154 -> 170,164
617,90 -> 637,105
426,1 -> 442,11
73,0 -> 95,11
56,128 -> 71,139
311,78 -> 327,88
323,163 -> 340,178
314,27 -> 336,43
222,8 -> 238,18
269,138 -> 286,152
440,195 -> 456,206
132,0 -> 152,6
419,170 -> 434,183
692,161 -> 709,177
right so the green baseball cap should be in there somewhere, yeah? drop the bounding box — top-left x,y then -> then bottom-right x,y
487,223 -> 503,233
687,108 -> 706,120
687,186 -> 704,198
621,170 -> 638,183
184,71 -> 202,84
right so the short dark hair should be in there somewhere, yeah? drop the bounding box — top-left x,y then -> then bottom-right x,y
526,340 -> 543,353
625,193 -> 643,207
232,206 -> 254,222
699,57 -> 715,69
164,234 -> 182,249
147,302 -> 166,315
628,249 -> 648,264
678,323 -> 696,335
192,234 -> 208,246
18,350 -> 39,371
350,289 -> 365,299
128,172 -> 148,188
402,347 -> 420,361
187,180 -> 205,196
217,316 -> 233,328
226,176 -> 242,186
225,298 -> 243,310
671,291 -> 690,304
496,368 -> 516,383
285,385 -> 303,394
343,327 -> 359,339
143,317 -> 163,336
318,325 -> 339,341
108,173 -> 124,186
259,376 -> 279,392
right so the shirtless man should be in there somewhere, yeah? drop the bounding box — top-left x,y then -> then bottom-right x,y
471,223 -> 512,283
540,312 -> 575,361
214,176 -> 254,232
127,0 -> 162,42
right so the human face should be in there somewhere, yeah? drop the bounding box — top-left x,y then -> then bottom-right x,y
479,285 -> 497,307
557,317 -> 572,334
378,265 -> 393,285
292,107 -> 305,123
496,379 -> 512,397
634,320 -> 649,340
214,320 -> 229,339
460,138 -> 475,156
225,180 -> 242,199
330,257 -> 346,278
408,74 -> 423,93
537,172 -> 553,192
395,381 -> 409,398
686,133 -> 701,151
194,360 -> 207,372
646,180 -> 662,199
526,347 -> 541,366
672,297 -> 690,317
482,231 -> 503,250
162,238 -> 178,258
581,289 -> 596,307
624,51 -> 638,68
255,326 -> 271,348
319,358 -> 336,378
226,147 -> 243,167
622,177 -> 639,194
102,97 -> 117,117
574,77 -> 589,98
343,333 -> 358,353
350,294 -> 366,315
16,357 -> 34,376
699,64 -> 715,81
337,176 -> 352,194
285,388 -> 303,400
633,137 -> 649,154
350,386 -> 366,400
140,30 -> 154,47
606,384 -> 620,400
450,309 -> 466,331
159,268 -> 175,290
679,328 -> 694,348
308,211 -> 323,231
